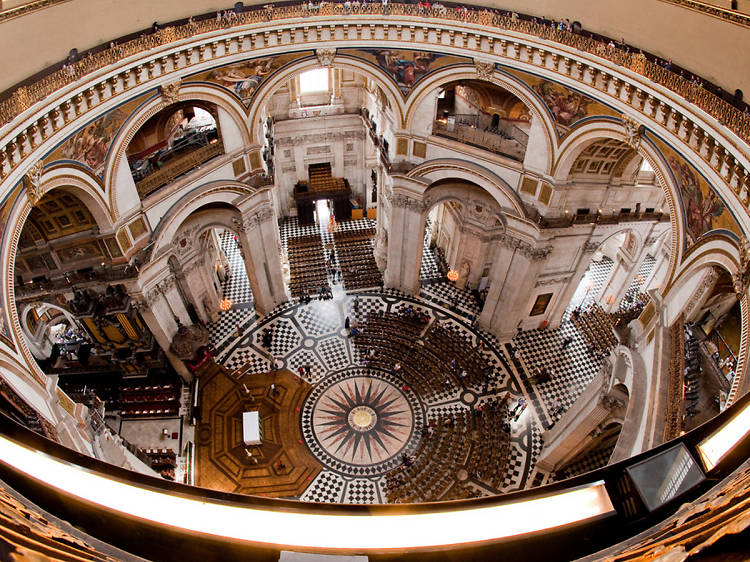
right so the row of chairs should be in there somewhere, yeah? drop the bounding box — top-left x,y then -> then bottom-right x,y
333,229 -> 382,289
356,314 -> 457,396
121,406 -> 179,418
664,319 -> 687,439
385,417 -> 468,502
423,324 -> 490,389
385,404 -> 511,502
287,235 -> 329,297
571,303 -> 617,351
684,327 -> 702,418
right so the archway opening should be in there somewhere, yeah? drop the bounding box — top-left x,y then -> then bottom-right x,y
126,102 -> 221,199
681,266 -> 740,429
433,80 -> 531,162
417,179 -> 505,319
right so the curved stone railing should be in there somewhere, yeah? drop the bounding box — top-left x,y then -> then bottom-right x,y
1,3 -> 749,144
658,0 -> 750,26
0,3 -> 746,213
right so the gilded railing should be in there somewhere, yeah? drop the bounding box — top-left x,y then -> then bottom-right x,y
1,3 -> 749,145
657,0 -> 750,26
0,0 -> 72,23
135,139 -> 224,198
433,119 -> 525,161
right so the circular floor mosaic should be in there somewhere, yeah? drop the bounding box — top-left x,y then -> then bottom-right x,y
301,369 -> 425,476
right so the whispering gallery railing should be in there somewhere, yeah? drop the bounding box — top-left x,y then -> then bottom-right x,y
1,2 -> 750,145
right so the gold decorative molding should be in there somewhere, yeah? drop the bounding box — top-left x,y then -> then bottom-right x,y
0,0 -> 73,23
657,0 -> 750,28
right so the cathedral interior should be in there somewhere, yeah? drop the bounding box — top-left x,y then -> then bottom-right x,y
0,0 -> 749,560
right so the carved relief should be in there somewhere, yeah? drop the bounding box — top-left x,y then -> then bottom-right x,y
474,59 -> 495,81
160,79 -> 182,105
316,48 -> 336,67
621,114 -> 643,150
23,161 -> 44,205
732,237 -> 750,295
391,194 -> 426,213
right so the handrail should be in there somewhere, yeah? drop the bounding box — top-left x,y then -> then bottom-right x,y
433,119 -> 525,161
135,139 -> 224,198
0,384 -> 748,558
0,2 -> 749,145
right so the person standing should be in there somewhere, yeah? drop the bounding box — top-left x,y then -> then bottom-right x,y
268,352 -> 276,372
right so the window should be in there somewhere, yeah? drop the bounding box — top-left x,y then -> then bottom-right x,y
299,68 -> 329,93
640,158 -> 654,172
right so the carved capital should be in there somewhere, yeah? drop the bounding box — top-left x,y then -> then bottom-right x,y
583,240 -> 600,253
160,79 -> 182,106
474,58 -> 495,81
498,233 -> 552,261
242,205 -> 275,231
316,48 -> 336,67
24,160 -> 44,205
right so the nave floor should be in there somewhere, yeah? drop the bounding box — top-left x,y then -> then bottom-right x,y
198,220 -> 630,503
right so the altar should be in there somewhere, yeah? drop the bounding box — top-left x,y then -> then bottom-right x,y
242,411 -> 263,446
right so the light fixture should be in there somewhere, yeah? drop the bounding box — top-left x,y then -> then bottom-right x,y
0,434 -> 616,551
447,270 -> 459,282
220,299 -> 232,311
697,400 -> 750,471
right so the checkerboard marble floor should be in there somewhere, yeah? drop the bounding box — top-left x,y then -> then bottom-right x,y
619,254 -> 656,310
199,221 -> 615,503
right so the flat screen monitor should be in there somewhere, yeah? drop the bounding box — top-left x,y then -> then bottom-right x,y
625,443 -> 705,512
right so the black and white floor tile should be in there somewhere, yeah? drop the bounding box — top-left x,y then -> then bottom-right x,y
199,220 -> 618,503
619,255 -> 656,310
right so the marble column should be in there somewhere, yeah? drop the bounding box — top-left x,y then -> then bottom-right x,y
240,203 -> 289,315
535,359 -> 627,473
546,239 -> 599,328
383,193 -> 425,294
598,249 -> 637,312
479,234 -> 551,338
137,291 -> 191,382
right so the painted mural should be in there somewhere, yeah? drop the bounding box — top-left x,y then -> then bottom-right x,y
339,49 -> 471,95
502,68 -> 616,135
58,109 -> 127,176
195,52 -> 311,106
533,81 -> 591,127
653,138 -> 740,246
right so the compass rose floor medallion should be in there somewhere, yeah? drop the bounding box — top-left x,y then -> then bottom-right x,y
301,369 -> 425,477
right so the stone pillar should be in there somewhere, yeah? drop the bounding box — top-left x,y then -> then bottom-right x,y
137,292 -> 192,382
545,240 -> 599,328
479,233 -> 551,338
522,117 -> 549,174
645,243 -> 670,292
383,193 -> 425,294
162,282 -> 191,326
598,249 -> 637,312
536,359 -> 627,473
239,203 -> 289,315
182,256 -> 215,323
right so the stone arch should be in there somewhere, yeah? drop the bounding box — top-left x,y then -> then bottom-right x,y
405,158 -> 528,221
22,164 -> 115,232
149,180 -> 260,256
103,82 -> 252,218
404,65 -> 558,173
553,119 -> 682,281
245,55 -> 407,141
663,236 -> 741,326
18,302 -> 79,360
